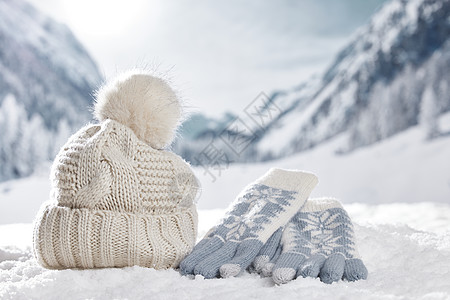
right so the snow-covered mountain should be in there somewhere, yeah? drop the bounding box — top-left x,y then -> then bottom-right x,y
176,0 -> 450,163
257,0 -> 450,158
0,0 -> 102,181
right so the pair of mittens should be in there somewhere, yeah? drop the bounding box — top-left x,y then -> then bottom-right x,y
179,168 -> 319,279
252,198 -> 368,284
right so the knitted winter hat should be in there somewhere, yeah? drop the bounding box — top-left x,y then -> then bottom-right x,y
33,70 -> 199,270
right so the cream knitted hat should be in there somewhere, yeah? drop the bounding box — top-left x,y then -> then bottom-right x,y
33,70 -> 199,270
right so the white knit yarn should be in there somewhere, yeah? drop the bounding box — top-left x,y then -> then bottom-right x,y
33,119 -> 198,270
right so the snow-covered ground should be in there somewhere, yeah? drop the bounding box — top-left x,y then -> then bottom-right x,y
1,114 -> 450,299
195,112 -> 450,210
1,204 -> 450,300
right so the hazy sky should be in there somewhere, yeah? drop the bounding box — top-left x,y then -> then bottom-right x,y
28,0 -> 388,117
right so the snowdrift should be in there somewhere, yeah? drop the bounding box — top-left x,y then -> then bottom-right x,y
1,203 -> 450,299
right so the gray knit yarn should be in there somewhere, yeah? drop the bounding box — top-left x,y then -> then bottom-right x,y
179,168 -> 318,279
259,198 -> 368,284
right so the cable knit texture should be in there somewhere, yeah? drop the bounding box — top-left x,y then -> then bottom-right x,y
33,119 -> 198,270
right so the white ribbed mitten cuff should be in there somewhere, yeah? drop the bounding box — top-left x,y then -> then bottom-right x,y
255,168 -> 319,242
255,168 -> 318,194
302,197 -> 343,212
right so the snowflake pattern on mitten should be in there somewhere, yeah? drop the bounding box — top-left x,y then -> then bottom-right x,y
286,208 -> 358,258
259,198 -> 368,284
179,168 -> 318,279
221,184 -> 297,241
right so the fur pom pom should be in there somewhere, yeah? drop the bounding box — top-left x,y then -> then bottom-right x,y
94,70 -> 182,149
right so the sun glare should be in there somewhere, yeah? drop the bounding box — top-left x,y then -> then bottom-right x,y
62,0 -> 152,37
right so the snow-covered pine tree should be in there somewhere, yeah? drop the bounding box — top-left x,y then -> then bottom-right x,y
420,85 -> 440,140
0,94 -> 51,180
0,95 -> 22,178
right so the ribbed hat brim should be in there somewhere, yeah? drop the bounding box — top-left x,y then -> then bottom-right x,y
33,202 -> 197,269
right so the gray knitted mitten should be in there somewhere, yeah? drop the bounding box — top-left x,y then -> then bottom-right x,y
179,168 -> 318,279
249,228 -> 283,274
257,198 -> 368,284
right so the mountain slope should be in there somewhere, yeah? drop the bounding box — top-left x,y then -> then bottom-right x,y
257,0 -> 450,158
0,0 -> 102,181
175,0 -> 450,163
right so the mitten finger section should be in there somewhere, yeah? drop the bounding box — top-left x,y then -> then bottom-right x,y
272,267 -> 297,285
298,254 -> 327,278
259,228 -> 283,259
193,241 -> 239,279
272,252 -> 306,284
319,253 -> 346,284
271,243 -> 282,262
179,235 -> 223,275
220,239 -> 264,278
261,262 -> 275,277
252,228 -> 283,273
260,244 -> 282,277
252,255 -> 270,274
343,258 -> 368,281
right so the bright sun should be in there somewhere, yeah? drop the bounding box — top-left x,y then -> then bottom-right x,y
62,0 -> 152,37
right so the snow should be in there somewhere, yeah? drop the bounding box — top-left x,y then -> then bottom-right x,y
279,76 -> 342,148
371,0 -> 424,53
1,113 -> 450,299
196,112 -> 450,210
0,0 -> 100,89
0,166 -> 51,225
252,0 -> 450,163
1,204 -> 450,299
0,0 -> 103,182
